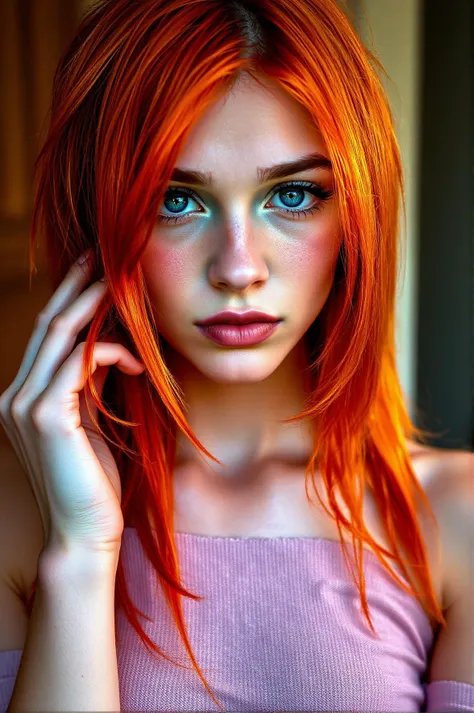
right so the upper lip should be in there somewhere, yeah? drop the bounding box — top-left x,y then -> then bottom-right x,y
195,309 -> 281,326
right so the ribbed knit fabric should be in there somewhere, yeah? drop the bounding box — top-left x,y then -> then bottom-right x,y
1,527 -> 473,712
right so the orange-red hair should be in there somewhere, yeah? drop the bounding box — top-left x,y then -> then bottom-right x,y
25,0 -> 445,708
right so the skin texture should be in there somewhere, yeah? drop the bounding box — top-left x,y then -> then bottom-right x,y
141,73 -> 341,495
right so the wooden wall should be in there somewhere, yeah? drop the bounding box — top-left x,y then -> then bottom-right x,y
0,0 -> 92,447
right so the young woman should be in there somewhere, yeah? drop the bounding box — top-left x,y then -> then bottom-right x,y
0,0 -> 472,711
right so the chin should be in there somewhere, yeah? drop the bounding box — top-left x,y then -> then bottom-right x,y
160,333 -> 296,384
189,351 -> 286,384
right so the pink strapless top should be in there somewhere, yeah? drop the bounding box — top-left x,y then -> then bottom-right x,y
1,527 -> 474,712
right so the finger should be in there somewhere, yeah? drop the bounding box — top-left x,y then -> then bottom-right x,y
0,250 -> 98,543
77,364 -> 110,428
13,279 -> 107,410
3,277 -> 106,526
6,251 -> 99,395
0,405 -> 50,540
32,342 -> 144,436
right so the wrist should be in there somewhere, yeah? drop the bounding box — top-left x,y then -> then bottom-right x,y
38,541 -> 121,590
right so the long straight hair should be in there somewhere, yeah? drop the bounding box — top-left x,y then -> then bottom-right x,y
25,0 -> 445,708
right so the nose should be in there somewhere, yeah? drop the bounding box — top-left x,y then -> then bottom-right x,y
207,217 -> 270,292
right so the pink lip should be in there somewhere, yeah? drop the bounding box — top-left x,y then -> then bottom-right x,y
195,309 -> 280,326
196,321 -> 282,346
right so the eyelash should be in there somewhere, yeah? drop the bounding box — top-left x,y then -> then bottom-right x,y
156,180 -> 334,224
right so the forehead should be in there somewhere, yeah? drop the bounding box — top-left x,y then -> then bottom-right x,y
174,74 -> 329,183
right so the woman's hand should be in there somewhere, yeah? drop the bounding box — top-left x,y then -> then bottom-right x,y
0,251 -> 145,556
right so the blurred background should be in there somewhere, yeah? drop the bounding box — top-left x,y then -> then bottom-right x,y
0,0 -> 472,450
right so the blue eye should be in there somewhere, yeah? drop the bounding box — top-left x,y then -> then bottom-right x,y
156,180 -> 333,224
265,181 -> 333,219
158,187 -> 201,223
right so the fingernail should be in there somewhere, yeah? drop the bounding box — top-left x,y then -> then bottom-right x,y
77,249 -> 92,265
99,276 -> 106,282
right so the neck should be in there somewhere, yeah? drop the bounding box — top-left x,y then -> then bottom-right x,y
163,337 -> 316,477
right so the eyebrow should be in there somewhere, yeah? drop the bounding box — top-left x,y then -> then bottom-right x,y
169,151 -> 332,187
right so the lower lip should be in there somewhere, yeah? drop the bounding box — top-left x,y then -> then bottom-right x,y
196,321 -> 282,346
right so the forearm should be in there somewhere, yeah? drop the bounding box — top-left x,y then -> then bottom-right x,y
7,546 -> 121,712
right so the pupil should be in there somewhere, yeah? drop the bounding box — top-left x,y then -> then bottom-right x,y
165,194 -> 187,213
281,188 -> 304,207
163,187 -> 306,215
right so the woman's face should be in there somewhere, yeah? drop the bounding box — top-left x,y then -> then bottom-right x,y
141,74 -> 342,384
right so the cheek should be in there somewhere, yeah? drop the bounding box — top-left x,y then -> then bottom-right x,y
280,227 -> 342,304
140,243 -> 192,314
140,222 -> 342,319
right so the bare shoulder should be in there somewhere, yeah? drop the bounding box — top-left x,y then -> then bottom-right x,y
409,440 -> 473,518
407,439 -> 473,611
408,441 -> 474,683
407,438 -> 472,491
0,442 -> 45,651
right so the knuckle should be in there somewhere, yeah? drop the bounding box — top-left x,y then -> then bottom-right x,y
34,309 -> 50,330
74,340 -> 87,356
0,400 -> 10,427
30,398 -> 53,430
33,310 -> 46,327
47,313 -> 71,335
0,389 -> 12,416
10,393 -> 30,421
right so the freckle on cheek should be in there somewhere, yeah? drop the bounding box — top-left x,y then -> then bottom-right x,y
287,243 -> 329,272
144,247 -> 189,284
